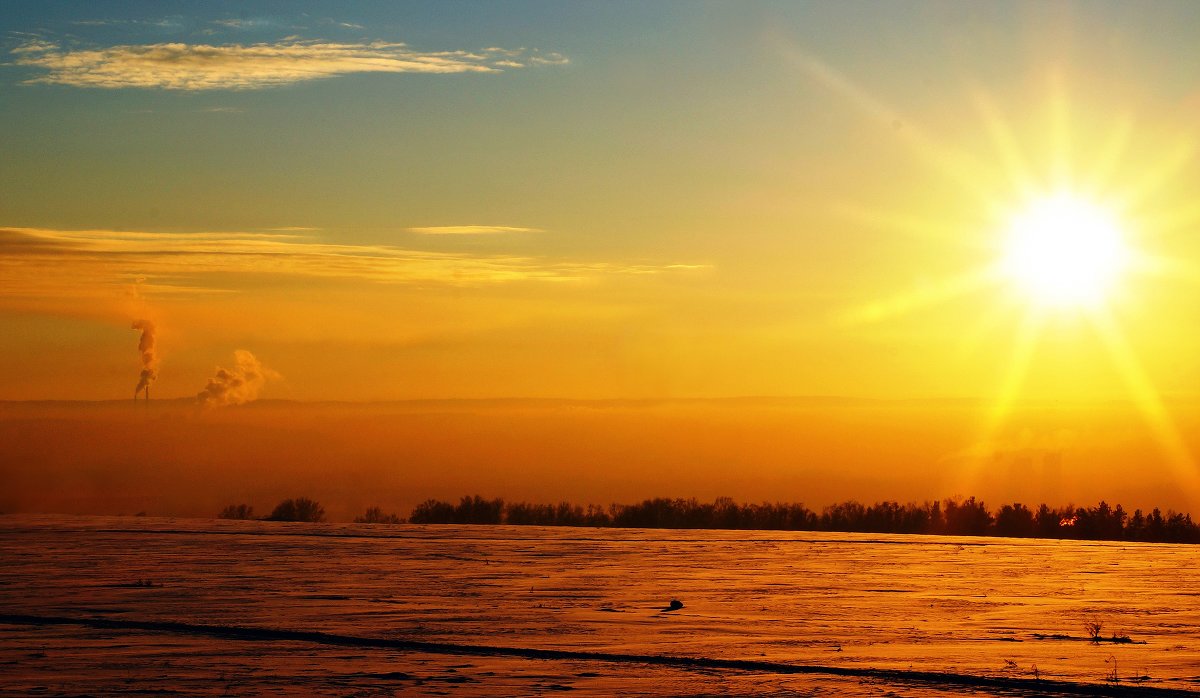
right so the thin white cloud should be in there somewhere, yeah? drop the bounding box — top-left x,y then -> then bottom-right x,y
0,227 -> 708,301
318,18 -> 366,30
529,53 -> 570,66
12,40 -> 567,90
11,40 -> 58,54
70,18 -> 184,29
211,17 -> 295,31
407,225 -> 544,236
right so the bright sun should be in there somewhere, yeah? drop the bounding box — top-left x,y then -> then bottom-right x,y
1002,193 -> 1129,308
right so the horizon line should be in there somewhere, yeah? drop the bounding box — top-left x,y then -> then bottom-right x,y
3,395 -> 1196,407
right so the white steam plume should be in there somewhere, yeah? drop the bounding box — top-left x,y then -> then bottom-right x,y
131,319 -> 157,399
196,350 -> 278,407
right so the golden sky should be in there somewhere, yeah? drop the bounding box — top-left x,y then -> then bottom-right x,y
5,399 -> 1198,518
3,3 -> 1199,404
4,2 -> 1200,512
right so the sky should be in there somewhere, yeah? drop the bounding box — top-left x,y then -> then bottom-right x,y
4,2 -> 1200,514
5,398 -> 1199,518
2,0 -> 1198,403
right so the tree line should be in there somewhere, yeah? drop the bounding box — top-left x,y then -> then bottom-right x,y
219,497 -> 327,523
216,494 -> 1200,544
218,498 -> 402,524
405,495 -> 1200,543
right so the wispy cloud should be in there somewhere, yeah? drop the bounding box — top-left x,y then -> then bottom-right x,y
528,53 -> 570,66
407,225 -> 544,236
317,18 -> 366,30
11,40 -> 568,90
0,227 -> 706,301
10,40 -> 58,54
210,17 -> 298,31
70,18 -> 184,29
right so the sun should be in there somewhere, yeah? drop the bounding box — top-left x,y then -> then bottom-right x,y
804,51 -> 1200,495
1001,193 -> 1129,308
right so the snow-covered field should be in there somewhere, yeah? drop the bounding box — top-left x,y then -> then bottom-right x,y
3,515 -> 1198,696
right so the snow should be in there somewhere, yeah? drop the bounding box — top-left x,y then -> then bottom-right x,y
2,515 -> 1197,696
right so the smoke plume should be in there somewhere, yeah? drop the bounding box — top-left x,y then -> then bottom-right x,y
197,350 -> 277,407
131,319 -> 157,399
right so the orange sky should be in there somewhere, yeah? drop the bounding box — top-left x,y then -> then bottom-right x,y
3,399 -> 1198,519
4,3 -> 1200,515
4,4 -> 1200,406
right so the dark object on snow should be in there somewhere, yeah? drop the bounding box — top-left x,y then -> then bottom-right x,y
661,599 -> 683,612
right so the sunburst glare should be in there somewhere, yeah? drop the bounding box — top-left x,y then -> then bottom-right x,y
815,61 -> 1200,498
1001,192 -> 1128,309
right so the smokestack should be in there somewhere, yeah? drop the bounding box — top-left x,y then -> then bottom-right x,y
131,320 -> 158,402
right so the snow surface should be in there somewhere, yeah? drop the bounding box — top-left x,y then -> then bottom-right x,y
2,515 -> 1198,696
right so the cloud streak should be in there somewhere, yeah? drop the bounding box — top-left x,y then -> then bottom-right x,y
12,40 -> 568,90
407,225 -> 544,235
0,227 -> 707,302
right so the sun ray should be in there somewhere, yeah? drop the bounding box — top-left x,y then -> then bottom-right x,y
1079,113 -> 1134,196
841,266 -> 1002,325
952,298 -> 1024,363
832,203 -> 994,249
1112,137 -> 1196,214
780,46 -> 997,208
952,311 -> 1045,497
970,86 -> 1039,199
1047,72 -> 1072,189
790,46 -> 1200,507
1087,307 -> 1200,497
1133,197 -> 1200,240
1129,252 -> 1200,287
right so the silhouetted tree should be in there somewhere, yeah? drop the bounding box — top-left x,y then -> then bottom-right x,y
925,499 -> 945,534
354,506 -> 404,524
994,503 -> 1035,537
1146,507 -> 1166,541
822,500 -> 868,532
1126,509 -> 1147,541
403,495 -> 1200,543
218,503 -> 255,520
1163,510 -> 1198,543
407,495 -> 504,524
452,495 -> 504,524
1073,501 -> 1125,540
266,497 -> 325,523
940,497 -> 991,535
506,501 -> 610,526
1033,503 -> 1067,537
409,498 -> 456,524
